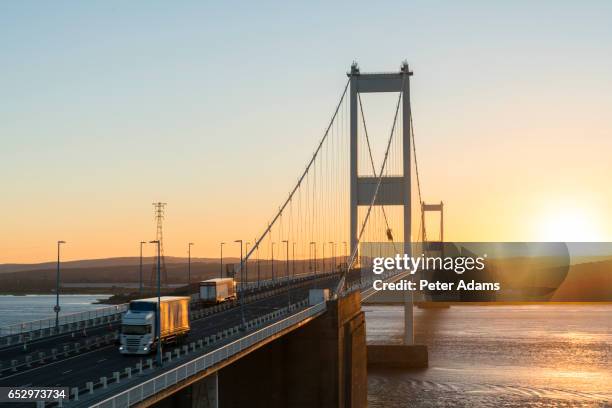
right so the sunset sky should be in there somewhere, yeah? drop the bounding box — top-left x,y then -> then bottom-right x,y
1,1 -> 611,263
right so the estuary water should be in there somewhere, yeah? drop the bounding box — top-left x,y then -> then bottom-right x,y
366,304 -> 612,407
0,294 -> 110,327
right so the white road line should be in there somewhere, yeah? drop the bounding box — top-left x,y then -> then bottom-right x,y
97,358 -> 106,363
0,344 -> 114,381
62,369 -> 72,374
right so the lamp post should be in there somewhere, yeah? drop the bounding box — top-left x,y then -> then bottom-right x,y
329,241 -> 335,272
234,240 -> 243,290
282,240 -> 290,308
245,242 -> 250,288
149,240 -> 162,367
234,239 -> 246,328
309,242 -> 316,276
220,242 -> 225,278
139,241 -> 146,296
343,241 -> 347,266
271,242 -> 275,282
292,242 -> 296,278
322,242 -> 326,274
54,240 -> 66,328
255,238 -> 260,288
188,242 -> 194,291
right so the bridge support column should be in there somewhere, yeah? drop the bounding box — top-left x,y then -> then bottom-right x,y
213,291 -> 366,408
191,372 -> 218,408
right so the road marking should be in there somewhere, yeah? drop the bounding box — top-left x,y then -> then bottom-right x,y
62,369 -> 72,374
0,344 -> 114,381
97,358 -> 106,363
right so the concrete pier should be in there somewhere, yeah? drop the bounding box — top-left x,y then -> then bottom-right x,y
367,344 -> 428,369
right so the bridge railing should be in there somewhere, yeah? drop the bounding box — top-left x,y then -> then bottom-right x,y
89,301 -> 327,408
241,269 -> 336,291
0,304 -> 128,339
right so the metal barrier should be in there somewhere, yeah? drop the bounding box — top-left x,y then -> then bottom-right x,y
0,304 -> 128,338
89,301 -> 327,408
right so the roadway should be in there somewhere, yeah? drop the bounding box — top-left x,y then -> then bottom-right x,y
0,275 -> 340,394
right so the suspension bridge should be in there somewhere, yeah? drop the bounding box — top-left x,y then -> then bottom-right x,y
0,61 -> 437,408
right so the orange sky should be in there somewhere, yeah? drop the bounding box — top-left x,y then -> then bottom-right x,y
1,3 -> 611,264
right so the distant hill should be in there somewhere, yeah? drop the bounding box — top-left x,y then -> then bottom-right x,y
0,256 -> 240,275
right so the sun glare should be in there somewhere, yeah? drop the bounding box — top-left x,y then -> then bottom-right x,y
536,206 -> 602,242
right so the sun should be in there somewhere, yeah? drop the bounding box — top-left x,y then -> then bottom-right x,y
535,206 -> 602,242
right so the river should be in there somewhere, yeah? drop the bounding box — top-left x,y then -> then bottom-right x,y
366,304 -> 611,407
0,294 -> 110,327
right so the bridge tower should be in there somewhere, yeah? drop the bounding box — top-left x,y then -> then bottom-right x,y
421,201 -> 444,255
348,61 -> 415,344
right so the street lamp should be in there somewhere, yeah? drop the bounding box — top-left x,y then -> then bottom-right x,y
139,241 -> 146,296
245,242 -> 250,287
220,242 -> 225,278
271,242 -> 275,282
188,242 -> 194,291
329,241 -> 335,272
309,242 -> 316,276
255,238 -> 260,288
292,242 -> 296,277
149,240 -> 162,367
322,242 -> 326,273
234,240 -> 243,290
343,241 -> 347,266
282,240 -> 291,308
234,239 -> 246,328
55,240 -> 66,328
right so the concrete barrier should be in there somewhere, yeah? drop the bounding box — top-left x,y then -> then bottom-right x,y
100,376 -> 107,389
174,348 -> 180,358
165,351 -> 172,362
87,381 -> 94,394
136,362 -> 142,374
71,387 -> 79,401
63,345 -> 70,356
51,348 -> 57,360
147,358 -> 153,369
25,355 -> 32,367
11,360 -> 17,372
38,352 -> 45,363
182,345 -> 188,354
190,342 -> 196,352
113,371 -> 120,383
125,367 -> 131,379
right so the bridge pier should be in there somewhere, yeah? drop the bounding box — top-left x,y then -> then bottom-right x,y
218,291 -> 366,407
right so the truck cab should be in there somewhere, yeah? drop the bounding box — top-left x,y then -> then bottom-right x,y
119,301 -> 155,354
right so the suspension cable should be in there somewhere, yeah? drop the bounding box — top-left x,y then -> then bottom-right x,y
242,79 -> 350,265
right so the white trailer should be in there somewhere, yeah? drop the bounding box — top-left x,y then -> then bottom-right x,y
199,278 -> 236,304
119,296 -> 190,355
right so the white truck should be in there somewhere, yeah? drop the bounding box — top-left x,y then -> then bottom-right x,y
199,278 -> 236,304
119,296 -> 190,355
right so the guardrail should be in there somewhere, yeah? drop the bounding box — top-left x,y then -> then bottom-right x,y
88,301 -> 327,408
0,304 -> 128,339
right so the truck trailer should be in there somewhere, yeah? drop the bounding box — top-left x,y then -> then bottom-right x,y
119,296 -> 190,355
199,278 -> 236,304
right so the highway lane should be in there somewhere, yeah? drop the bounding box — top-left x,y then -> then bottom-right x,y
0,276 -> 339,391
0,274 -> 332,374
0,323 -> 118,362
